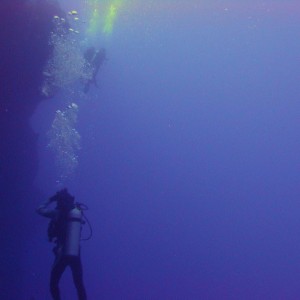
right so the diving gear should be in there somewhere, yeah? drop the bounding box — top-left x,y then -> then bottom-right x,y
64,206 -> 83,256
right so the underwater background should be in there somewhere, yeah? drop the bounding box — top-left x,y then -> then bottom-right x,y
1,0 -> 300,299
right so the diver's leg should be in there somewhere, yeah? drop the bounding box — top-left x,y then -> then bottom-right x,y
50,256 -> 68,300
70,256 -> 87,300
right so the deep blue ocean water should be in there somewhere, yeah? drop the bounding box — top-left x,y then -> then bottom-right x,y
25,1 -> 300,299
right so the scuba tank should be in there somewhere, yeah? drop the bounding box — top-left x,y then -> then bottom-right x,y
64,206 -> 83,256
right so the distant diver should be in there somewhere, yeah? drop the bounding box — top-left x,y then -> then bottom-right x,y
83,47 -> 106,93
36,189 -> 87,300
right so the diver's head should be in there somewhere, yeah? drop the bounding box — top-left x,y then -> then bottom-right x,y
50,188 -> 75,211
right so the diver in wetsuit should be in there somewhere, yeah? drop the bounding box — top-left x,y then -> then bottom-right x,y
36,189 -> 87,300
83,47 -> 106,93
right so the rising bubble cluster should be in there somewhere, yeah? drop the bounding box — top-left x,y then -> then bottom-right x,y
42,13 -> 93,184
47,103 -> 81,183
41,16 -> 92,97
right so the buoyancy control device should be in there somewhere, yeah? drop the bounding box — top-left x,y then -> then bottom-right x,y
64,206 -> 83,256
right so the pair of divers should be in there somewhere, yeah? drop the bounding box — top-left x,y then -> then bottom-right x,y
83,47 -> 106,93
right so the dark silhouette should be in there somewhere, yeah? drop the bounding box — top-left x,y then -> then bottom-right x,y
83,47 -> 106,93
37,189 -> 87,300
0,1 -> 64,298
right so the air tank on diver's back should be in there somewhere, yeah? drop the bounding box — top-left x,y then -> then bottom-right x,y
64,206 -> 83,256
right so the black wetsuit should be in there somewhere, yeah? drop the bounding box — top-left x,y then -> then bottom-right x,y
83,47 -> 106,93
37,201 -> 87,300
51,252 -> 86,300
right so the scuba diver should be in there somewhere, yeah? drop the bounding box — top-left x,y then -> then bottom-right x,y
36,189 -> 87,300
83,47 -> 106,93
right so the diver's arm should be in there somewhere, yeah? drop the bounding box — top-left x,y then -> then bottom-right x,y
36,199 -> 56,218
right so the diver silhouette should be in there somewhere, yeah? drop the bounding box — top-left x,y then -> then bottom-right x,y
36,189 -> 87,300
83,47 -> 106,93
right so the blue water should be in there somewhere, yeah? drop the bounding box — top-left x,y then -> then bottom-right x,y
29,1 -> 300,299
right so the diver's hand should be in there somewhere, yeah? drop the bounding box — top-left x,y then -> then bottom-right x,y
36,197 -> 54,213
36,199 -> 55,217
